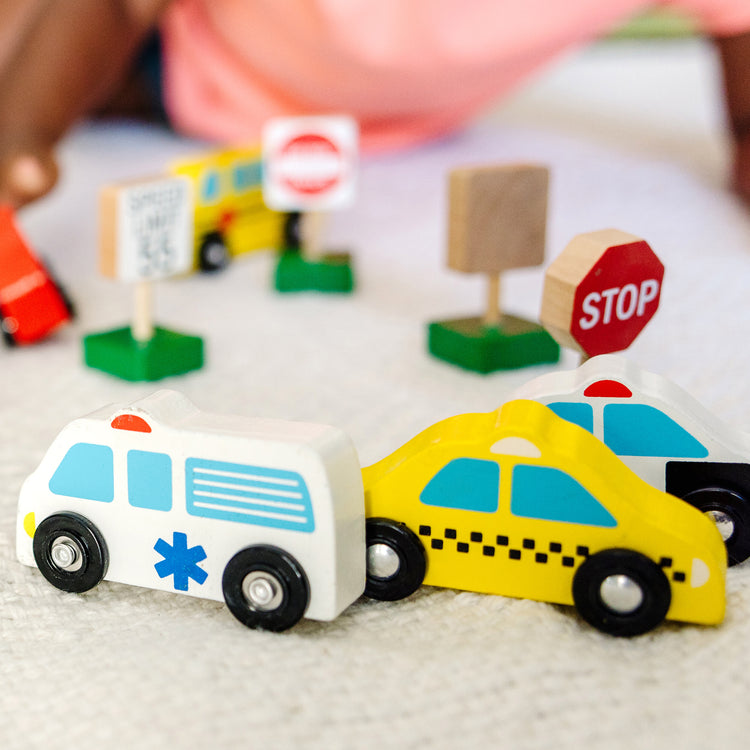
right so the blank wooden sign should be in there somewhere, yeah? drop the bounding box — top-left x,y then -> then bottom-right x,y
447,164 -> 549,274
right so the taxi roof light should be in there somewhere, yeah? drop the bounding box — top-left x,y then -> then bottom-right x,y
490,436 -> 542,458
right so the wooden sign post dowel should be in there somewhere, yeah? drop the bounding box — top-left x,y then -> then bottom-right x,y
132,281 -> 154,343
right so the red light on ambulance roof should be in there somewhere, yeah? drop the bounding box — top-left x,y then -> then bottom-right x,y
583,380 -> 633,398
111,414 -> 151,433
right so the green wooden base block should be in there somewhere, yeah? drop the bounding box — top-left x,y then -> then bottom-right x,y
275,250 -> 354,293
83,326 -> 204,381
428,315 -> 560,373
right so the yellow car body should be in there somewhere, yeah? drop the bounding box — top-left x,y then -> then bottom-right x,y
363,399 -> 726,634
170,146 -> 287,269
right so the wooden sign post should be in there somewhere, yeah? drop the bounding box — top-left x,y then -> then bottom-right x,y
428,163 -> 560,373
83,175 -> 204,381
262,115 -> 358,293
540,228 -> 664,363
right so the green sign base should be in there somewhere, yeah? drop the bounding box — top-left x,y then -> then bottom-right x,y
274,250 -> 354,293
83,326 -> 204,382
428,315 -> 560,374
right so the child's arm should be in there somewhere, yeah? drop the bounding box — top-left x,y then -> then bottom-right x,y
716,30 -> 750,206
0,0 -> 171,207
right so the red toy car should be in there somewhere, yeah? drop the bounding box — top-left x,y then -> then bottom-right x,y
0,206 -> 73,345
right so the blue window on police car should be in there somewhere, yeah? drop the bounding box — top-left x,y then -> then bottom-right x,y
603,404 -> 708,458
547,402 -> 594,433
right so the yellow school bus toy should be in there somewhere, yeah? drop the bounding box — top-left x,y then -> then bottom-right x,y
362,399 -> 726,636
170,146 -> 294,271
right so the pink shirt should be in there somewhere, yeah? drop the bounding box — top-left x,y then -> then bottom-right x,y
161,0 -> 750,152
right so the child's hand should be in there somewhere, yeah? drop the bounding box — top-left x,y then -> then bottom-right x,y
717,32 -> 750,208
0,149 -> 58,208
733,132 -> 750,207
0,0 -> 169,209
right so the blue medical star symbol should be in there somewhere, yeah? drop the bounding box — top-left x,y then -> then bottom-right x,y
154,532 -> 208,591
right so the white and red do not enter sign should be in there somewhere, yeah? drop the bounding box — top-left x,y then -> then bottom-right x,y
262,116 -> 358,211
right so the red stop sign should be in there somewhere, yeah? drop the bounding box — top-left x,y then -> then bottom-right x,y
542,230 -> 664,357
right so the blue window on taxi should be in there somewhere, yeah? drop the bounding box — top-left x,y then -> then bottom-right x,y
603,404 -> 708,458
128,450 -> 172,511
510,465 -> 617,527
420,458 -> 500,513
49,443 -> 114,502
548,402 -> 593,433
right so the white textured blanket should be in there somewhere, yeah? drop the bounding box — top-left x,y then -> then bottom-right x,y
2,39 -> 748,749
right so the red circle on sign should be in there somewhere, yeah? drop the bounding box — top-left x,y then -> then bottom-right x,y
277,134 -> 342,196
571,240 -> 664,357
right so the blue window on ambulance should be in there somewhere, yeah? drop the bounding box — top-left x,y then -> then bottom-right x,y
603,404 -> 708,458
420,458 -> 500,513
510,465 -> 617,527
185,459 -> 315,532
232,161 -> 261,193
49,443 -> 114,502
547,402 -> 593,433
128,450 -> 172,511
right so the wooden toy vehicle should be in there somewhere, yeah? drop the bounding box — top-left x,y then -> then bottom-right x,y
514,355 -> 750,566
17,391 -> 365,632
362,399 -> 726,636
170,146 -> 294,271
0,206 -> 72,345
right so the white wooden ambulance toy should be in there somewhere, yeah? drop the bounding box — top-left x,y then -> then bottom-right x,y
17,391 -> 365,631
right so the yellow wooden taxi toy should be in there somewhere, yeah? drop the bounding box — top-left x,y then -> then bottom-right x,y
362,399 -> 727,636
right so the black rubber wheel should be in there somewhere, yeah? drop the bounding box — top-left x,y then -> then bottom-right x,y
1,315 -> 17,346
282,212 -> 303,250
364,518 -> 426,601
682,486 -> 750,566
43,259 -> 76,318
33,513 -> 109,593
222,546 -> 309,632
572,548 -> 671,636
198,232 -> 230,272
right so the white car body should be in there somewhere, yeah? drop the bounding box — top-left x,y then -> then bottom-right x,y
17,390 -> 365,623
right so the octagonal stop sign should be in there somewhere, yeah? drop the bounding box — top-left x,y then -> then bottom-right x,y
540,229 -> 664,357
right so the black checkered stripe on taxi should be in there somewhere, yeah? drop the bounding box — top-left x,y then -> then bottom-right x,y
417,525 -> 687,583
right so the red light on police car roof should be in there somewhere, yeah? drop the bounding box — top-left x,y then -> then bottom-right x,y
111,414 -> 151,433
583,380 -> 633,398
